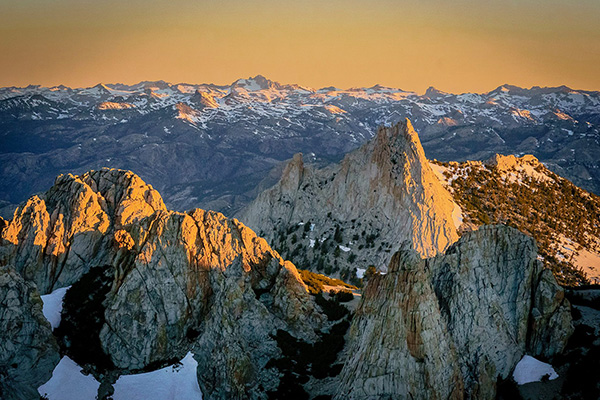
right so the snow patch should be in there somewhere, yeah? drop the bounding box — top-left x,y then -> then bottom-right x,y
356,268 -> 366,279
429,162 -> 450,186
40,286 -> 70,330
452,203 -> 463,229
309,239 -> 315,248
113,352 -> 202,400
38,357 -> 100,400
512,355 -> 558,385
339,245 -> 351,252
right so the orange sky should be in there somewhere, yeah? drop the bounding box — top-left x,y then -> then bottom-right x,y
1,0 -> 599,93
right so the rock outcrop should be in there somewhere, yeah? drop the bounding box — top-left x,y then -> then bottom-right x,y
0,266 -> 60,400
336,225 -> 573,399
100,208 -> 324,397
0,169 -> 326,399
0,169 -> 165,294
237,119 -> 460,280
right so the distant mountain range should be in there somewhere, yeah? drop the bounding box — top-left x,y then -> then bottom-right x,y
1,75 -> 599,217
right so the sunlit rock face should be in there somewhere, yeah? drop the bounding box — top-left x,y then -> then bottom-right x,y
0,168 -> 165,294
0,169 -> 326,399
238,119 -> 460,279
336,225 -> 573,399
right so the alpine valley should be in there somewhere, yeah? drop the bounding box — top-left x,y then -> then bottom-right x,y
0,77 -> 599,400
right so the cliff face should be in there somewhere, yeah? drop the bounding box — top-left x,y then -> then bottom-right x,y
0,266 -> 60,400
336,225 -> 573,399
0,169 -> 325,399
237,119 -> 460,280
99,207 -> 324,397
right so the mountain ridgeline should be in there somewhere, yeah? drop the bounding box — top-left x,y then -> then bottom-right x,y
429,154 -> 600,286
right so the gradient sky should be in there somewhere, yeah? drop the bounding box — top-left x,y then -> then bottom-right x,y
1,0 -> 599,93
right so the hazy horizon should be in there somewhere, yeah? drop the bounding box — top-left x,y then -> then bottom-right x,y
2,0 -> 599,93
3,75 -> 598,96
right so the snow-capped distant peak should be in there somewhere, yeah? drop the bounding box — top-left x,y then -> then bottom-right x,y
232,75 -> 274,91
424,86 -> 448,98
1,77 -> 598,130
78,83 -> 112,96
93,83 -> 112,93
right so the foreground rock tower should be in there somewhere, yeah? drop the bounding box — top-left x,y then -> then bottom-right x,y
238,119 -> 461,278
336,225 -> 573,399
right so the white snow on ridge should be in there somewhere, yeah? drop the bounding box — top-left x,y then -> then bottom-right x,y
113,352 -> 202,400
40,286 -> 70,330
512,355 -> 558,385
38,357 -> 100,400
452,203 -> 463,230
339,245 -> 351,252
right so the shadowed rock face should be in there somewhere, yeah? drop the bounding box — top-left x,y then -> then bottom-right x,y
0,169 -> 326,399
0,266 -> 60,400
237,119 -> 460,279
336,225 -> 573,400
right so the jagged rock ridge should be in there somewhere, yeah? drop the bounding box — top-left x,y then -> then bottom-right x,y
237,119 -> 460,281
336,225 -> 573,399
0,169 -> 166,294
0,169 -> 326,399
430,153 -> 600,286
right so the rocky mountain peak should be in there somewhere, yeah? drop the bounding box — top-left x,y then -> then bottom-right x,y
0,168 -> 166,293
280,152 -> 305,192
237,119 -> 460,281
91,83 -> 112,95
0,169 -> 327,398
370,118 -> 426,170
231,75 -> 275,91
424,86 -> 448,98
249,74 -> 272,89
